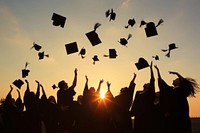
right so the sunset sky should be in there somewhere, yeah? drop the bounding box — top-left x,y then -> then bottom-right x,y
0,0 -> 200,117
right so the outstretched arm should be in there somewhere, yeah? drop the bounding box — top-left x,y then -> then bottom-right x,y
71,68 -> 78,88
35,80 -> 40,99
40,84 -> 47,100
168,71 -> 184,81
150,61 -> 155,89
25,80 -> 30,92
107,81 -> 111,92
83,75 -> 89,95
154,65 -> 162,79
97,79 -> 104,93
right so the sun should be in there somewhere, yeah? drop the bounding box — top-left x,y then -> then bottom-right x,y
100,92 -> 105,99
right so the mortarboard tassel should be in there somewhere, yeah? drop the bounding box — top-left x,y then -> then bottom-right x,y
127,34 -> 132,40
25,62 -> 29,69
140,20 -> 147,27
94,23 -> 101,31
156,19 -> 164,27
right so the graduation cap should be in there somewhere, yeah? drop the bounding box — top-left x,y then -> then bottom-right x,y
13,79 -> 24,89
135,57 -> 149,70
140,19 -> 164,37
118,34 -> 132,46
52,84 -> 58,89
22,62 -> 30,78
105,8 -> 116,21
31,42 -> 42,51
92,55 -> 99,64
152,55 -> 159,60
104,49 -> 117,59
51,13 -> 66,28
38,51 -> 49,60
78,47 -> 86,58
162,43 -> 178,57
65,42 -> 79,55
125,18 -> 136,28
86,23 -> 102,46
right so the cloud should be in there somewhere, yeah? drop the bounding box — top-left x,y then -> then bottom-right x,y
121,0 -> 131,8
0,5 -> 32,47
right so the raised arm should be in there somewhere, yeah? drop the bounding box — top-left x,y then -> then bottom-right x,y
97,79 -> 104,93
40,84 -> 47,100
168,71 -> 184,81
25,79 -> 30,93
71,68 -> 78,88
83,75 -> 89,95
150,61 -> 155,84
154,65 -> 162,79
107,81 -> 111,92
35,80 -> 40,99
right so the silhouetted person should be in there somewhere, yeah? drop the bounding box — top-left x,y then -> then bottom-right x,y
23,80 -> 42,133
1,86 -> 22,133
131,61 -> 155,133
40,84 -> 59,133
57,68 -> 78,133
154,65 -> 200,133
81,76 -> 103,133
113,73 -> 136,133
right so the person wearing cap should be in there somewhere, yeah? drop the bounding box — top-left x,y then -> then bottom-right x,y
56,68 -> 78,133
154,65 -> 200,133
130,61 -> 155,133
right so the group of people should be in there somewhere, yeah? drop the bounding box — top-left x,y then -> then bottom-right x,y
0,63 -> 199,133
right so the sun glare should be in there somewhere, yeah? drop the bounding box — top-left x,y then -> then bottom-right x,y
100,92 -> 105,99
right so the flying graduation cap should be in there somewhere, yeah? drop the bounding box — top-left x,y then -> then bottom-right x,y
92,55 -> 99,64
162,43 -> 178,57
118,34 -> 132,47
31,42 -> 42,51
38,51 -> 49,60
135,57 -> 149,70
52,84 -> 58,89
105,8 -> 116,21
104,49 -> 117,59
51,13 -> 66,28
22,62 -> 30,78
152,55 -> 159,60
65,42 -> 79,55
85,23 -> 102,46
140,19 -> 164,37
13,79 -> 24,89
78,47 -> 86,58
125,18 -> 136,28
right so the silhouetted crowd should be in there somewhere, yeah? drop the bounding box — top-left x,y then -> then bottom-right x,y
0,63 -> 199,133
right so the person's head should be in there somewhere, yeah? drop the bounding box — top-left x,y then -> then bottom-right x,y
77,95 -> 83,104
172,78 -> 181,87
48,96 -> 56,104
120,87 -> 128,95
58,80 -> 68,90
89,87 -> 95,93
143,83 -> 150,91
